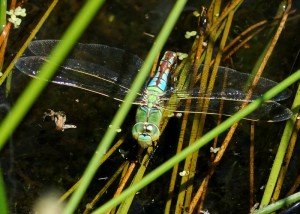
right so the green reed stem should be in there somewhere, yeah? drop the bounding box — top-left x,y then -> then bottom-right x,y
0,0 -> 106,150
260,82 -> 300,207
0,0 -> 6,32
62,0 -> 187,213
254,191 -> 300,214
0,169 -> 8,214
92,69 -> 300,213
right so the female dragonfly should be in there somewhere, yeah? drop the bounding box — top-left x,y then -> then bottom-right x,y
15,40 -> 292,148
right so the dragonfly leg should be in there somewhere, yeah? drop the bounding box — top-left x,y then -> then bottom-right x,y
142,141 -> 159,166
137,147 -> 145,164
149,145 -> 159,160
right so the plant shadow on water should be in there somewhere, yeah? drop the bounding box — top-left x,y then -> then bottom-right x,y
1,0 -> 300,213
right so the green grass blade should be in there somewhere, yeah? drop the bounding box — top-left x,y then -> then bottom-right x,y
0,0 -> 106,150
0,0 -> 6,33
0,169 -> 8,214
62,0 -> 187,213
254,192 -> 300,214
260,82 -> 300,207
92,68 -> 300,213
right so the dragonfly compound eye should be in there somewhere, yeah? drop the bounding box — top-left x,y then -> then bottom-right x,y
132,122 -> 160,148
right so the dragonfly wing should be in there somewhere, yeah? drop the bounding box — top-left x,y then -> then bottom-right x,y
28,40 -> 144,76
15,56 -> 145,102
15,40 -> 145,102
160,64 -> 292,121
162,98 -> 292,122
196,65 -> 292,101
167,65 -> 291,102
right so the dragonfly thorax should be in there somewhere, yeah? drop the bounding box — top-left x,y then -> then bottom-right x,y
132,51 -> 177,148
132,122 -> 160,148
133,99 -> 163,148
141,87 -> 163,109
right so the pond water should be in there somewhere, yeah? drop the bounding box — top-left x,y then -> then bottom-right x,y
1,0 -> 300,213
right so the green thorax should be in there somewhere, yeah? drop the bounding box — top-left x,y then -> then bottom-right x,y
135,86 -> 164,126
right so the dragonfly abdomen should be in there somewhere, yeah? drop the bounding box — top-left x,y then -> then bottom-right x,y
133,51 -> 178,148
147,51 -> 177,91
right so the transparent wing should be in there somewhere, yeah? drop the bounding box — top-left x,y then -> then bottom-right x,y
160,65 -> 292,122
15,40 -> 145,102
15,40 -> 292,121
163,65 -> 291,102
161,99 -> 292,122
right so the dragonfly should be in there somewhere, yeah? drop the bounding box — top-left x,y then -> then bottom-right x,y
15,40 -> 292,148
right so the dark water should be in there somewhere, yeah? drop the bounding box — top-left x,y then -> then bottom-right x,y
1,0 -> 300,213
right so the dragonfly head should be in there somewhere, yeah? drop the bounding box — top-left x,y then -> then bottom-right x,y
132,122 -> 160,149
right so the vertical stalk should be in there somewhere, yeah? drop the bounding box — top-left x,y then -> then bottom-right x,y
0,169 -> 8,214
0,0 -> 6,32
